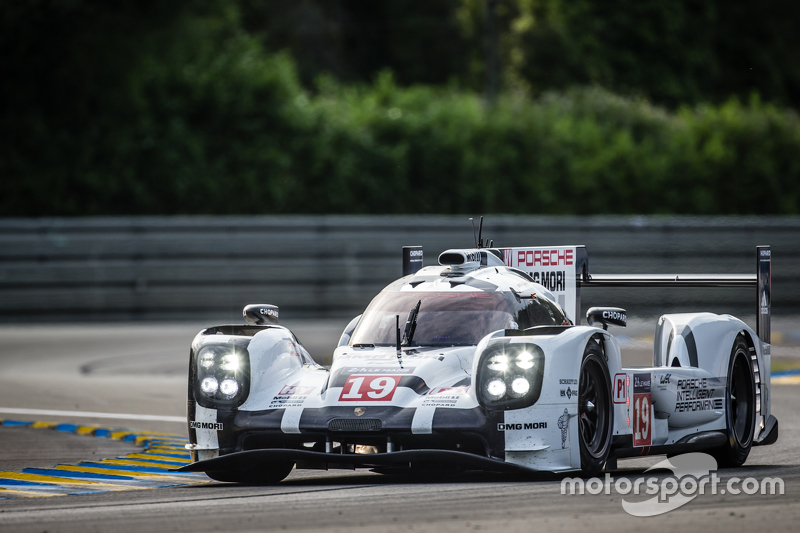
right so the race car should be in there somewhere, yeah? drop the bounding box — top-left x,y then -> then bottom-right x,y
178,238 -> 778,483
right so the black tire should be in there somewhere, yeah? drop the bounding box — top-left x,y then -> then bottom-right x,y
713,335 -> 756,468
206,462 -> 294,484
578,340 -> 613,476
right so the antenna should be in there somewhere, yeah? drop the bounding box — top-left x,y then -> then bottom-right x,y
470,218 -> 478,248
477,216 -> 484,248
395,315 -> 403,368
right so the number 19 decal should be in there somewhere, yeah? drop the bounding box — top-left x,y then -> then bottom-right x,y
632,372 -> 652,447
633,394 -> 651,446
339,375 -> 401,401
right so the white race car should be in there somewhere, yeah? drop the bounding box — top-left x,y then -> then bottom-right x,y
178,237 -> 777,483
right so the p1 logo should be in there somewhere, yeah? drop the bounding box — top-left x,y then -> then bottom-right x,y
613,373 -> 627,404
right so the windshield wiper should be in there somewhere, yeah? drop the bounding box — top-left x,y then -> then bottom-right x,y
401,300 -> 421,347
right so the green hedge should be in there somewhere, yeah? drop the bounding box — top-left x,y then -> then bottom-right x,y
2,47 -> 799,215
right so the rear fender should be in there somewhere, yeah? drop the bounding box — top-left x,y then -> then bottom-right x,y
654,313 -> 771,440
655,313 -> 748,376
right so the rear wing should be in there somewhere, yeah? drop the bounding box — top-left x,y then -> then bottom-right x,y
498,245 -> 770,346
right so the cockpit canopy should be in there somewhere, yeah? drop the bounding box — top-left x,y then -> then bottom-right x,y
349,289 -> 570,347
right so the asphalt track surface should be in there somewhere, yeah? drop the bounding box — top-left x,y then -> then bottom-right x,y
1,319 -> 800,533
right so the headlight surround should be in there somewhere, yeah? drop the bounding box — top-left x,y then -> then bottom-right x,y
193,343 -> 250,408
477,341 -> 545,410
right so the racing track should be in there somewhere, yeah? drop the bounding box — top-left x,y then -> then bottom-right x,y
1,320 -> 800,532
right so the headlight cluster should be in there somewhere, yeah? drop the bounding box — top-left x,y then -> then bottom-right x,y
194,344 -> 250,407
477,341 -> 545,410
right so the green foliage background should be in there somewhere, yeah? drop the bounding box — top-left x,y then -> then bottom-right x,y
1,0 -> 799,215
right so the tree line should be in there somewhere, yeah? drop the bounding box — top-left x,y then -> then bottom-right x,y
1,1 -> 798,216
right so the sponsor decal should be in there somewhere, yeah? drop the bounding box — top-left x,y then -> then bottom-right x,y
278,385 -> 315,396
260,308 -> 278,318
463,251 -> 481,263
560,387 -> 578,399
340,367 -> 414,375
613,373 -> 627,404
408,250 -> 423,258
760,249 -> 771,258
559,378 -> 578,385
674,378 -> 723,412
428,386 -> 469,396
339,375 -> 402,402
557,409 -> 570,449
501,246 -> 578,323
603,310 -> 626,322
660,373 -> 671,385
515,249 -> 574,267
421,386 -> 469,407
530,271 -> 566,292
498,422 -> 547,431
761,292 -> 769,315
634,373 -> 651,393
270,384 -> 316,408
633,373 -> 651,447
190,421 -> 223,431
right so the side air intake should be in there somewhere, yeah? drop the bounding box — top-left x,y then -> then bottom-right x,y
437,249 -> 505,272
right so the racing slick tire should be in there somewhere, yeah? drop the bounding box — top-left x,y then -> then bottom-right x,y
206,462 -> 294,484
578,339 -> 613,476
713,334 -> 756,468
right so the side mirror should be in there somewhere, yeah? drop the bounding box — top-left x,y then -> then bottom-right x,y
338,314 -> 362,347
243,304 -> 279,325
586,307 -> 627,330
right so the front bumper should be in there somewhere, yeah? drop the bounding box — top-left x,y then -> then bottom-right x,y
189,405 -> 508,467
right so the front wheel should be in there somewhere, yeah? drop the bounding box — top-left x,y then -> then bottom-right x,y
206,462 -> 294,484
578,340 -> 613,476
713,335 -> 756,468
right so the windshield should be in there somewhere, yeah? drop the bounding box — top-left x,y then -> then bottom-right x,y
350,291 -> 515,347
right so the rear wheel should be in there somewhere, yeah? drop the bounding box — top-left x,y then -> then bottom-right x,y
713,335 -> 755,467
206,462 -> 294,484
578,340 -> 613,475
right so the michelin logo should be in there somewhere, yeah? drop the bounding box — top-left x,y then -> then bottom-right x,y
190,421 -> 223,430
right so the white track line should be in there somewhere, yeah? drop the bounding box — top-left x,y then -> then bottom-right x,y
0,407 -> 184,423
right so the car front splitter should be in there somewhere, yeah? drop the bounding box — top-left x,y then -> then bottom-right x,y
173,448 -> 534,475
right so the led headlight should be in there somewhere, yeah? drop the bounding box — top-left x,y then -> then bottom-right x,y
486,379 -> 507,401
487,355 -> 509,372
200,376 -> 219,394
219,378 -> 239,398
477,341 -> 544,410
194,343 -> 250,408
516,352 -> 534,370
220,354 -> 239,371
510,377 -> 531,397
199,352 -> 215,369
